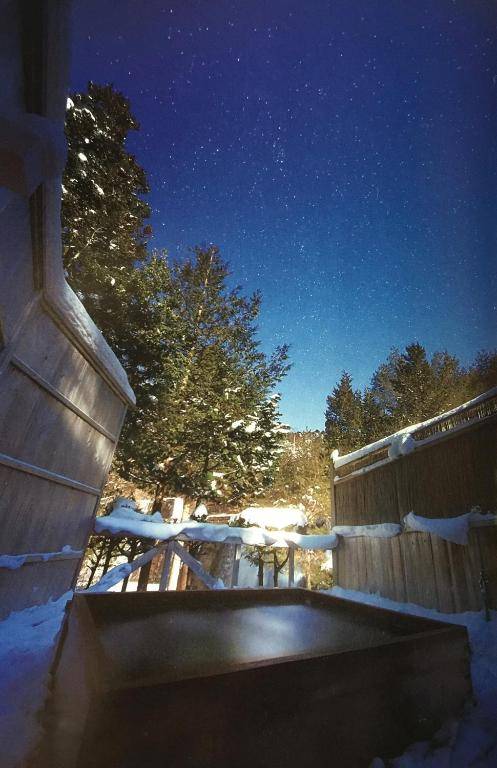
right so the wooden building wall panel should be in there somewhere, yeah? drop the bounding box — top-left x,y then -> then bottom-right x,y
469,422 -> 497,512
463,531 -> 486,611
0,0 -> 132,619
447,542 -> 472,613
375,539 -> 397,600
0,559 -> 76,616
389,537 -> 407,603
336,540 -> 354,591
0,367 -> 116,488
405,437 -> 477,518
0,465 -> 97,554
14,308 -> 125,437
0,197 -> 35,339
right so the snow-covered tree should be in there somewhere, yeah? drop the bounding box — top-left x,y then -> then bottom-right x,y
62,85 -> 290,507
119,247 -> 290,505
62,82 -> 151,333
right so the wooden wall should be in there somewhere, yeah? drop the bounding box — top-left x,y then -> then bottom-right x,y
333,416 -> 497,613
0,0 -> 132,618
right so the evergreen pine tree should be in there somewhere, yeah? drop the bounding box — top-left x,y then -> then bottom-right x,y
62,82 -> 151,332
361,389 -> 392,444
371,343 -> 467,429
123,246 -> 290,505
324,371 -> 364,453
467,350 -> 497,395
63,85 -> 290,506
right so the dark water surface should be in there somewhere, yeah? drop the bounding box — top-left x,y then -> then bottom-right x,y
97,603 -> 397,686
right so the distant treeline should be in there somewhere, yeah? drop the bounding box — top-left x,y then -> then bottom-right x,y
325,343 -> 497,454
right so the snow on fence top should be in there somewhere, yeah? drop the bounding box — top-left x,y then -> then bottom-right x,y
333,385 -> 497,477
94,502 -> 496,551
95,507 -> 337,550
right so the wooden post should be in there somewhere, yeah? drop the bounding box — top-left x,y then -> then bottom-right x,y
158,543 -> 174,591
288,548 -> 295,587
231,544 -> 242,588
137,559 -> 152,592
330,450 -> 338,588
177,562 -> 189,591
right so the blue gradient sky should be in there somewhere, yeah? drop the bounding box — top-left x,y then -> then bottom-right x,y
71,0 -> 497,429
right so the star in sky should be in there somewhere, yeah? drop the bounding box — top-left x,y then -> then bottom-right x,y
71,0 -> 497,429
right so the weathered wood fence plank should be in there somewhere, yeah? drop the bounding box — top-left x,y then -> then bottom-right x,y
332,408 -> 497,613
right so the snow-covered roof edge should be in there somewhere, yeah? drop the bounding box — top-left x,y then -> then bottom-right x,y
333,385 -> 497,469
45,282 -> 135,405
42,175 -> 135,406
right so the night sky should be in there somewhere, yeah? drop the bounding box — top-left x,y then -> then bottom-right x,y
70,0 -> 497,430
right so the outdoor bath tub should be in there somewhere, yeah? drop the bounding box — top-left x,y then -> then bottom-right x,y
45,588 -> 471,767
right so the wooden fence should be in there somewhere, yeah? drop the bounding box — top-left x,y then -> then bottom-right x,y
332,389 -> 497,613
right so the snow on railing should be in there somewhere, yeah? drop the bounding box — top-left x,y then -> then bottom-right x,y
95,512 -> 338,551
333,385 -> 497,479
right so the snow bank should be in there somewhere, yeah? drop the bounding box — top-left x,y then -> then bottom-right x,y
328,587 -> 497,768
237,506 -> 307,529
0,592 -> 72,768
333,523 -> 402,539
321,550 -> 334,571
404,512 -> 471,545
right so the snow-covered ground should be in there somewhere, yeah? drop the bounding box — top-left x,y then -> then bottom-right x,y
328,588 -> 497,768
0,592 -> 72,768
108,580 -> 160,592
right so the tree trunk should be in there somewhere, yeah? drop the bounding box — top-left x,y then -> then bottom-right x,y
258,556 -> 264,587
137,559 -> 152,592
121,540 -> 137,591
101,538 -> 115,577
85,543 -> 105,589
177,562 -> 189,591
153,483 -> 165,512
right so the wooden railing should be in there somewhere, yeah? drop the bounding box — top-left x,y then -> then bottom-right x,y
86,540 -> 224,593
